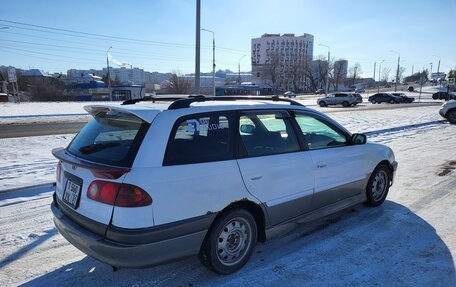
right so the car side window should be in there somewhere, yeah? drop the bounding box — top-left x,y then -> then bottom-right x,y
164,113 -> 233,165
294,113 -> 348,150
239,111 -> 300,157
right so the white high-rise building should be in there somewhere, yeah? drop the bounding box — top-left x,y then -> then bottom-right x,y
251,33 -> 314,92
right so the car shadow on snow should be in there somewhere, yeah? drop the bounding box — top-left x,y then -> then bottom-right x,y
23,201 -> 455,287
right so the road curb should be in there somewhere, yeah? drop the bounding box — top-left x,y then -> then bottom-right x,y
0,182 -> 56,195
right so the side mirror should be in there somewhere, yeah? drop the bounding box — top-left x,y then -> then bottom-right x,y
240,124 -> 255,134
351,133 -> 367,145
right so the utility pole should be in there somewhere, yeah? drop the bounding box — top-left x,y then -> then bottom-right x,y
378,60 -> 385,93
411,65 -> 414,76
202,29 -> 215,96
195,0 -> 201,95
430,62 -> 433,84
106,46 -> 112,101
373,62 -> 376,82
390,50 -> 400,92
238,55 -> 246,84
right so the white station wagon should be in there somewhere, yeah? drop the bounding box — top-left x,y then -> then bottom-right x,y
51,96 -> 397,274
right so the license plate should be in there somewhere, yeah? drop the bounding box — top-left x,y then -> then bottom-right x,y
63,179 -> 82,209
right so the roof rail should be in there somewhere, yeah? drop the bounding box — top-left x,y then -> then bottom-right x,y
121,96 -> 190,105
167,95 -> 304,109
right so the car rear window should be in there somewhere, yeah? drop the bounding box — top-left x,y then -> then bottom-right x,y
67,110 -> 149,167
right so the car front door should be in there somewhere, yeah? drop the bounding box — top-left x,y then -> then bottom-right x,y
236,110 -> 315,225
293,111 -> 369,209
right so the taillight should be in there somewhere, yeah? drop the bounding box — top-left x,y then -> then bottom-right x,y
56,161 -> 62,183
87,180 -> 152,207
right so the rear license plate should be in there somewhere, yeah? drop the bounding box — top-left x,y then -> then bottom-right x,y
63,179 -> 82,209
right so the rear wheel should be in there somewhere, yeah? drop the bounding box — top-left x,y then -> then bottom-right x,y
342,101 -> 349,107
319,101 -> 327,107
389,100 -> 395,104
370,100 -> 376,104
365,164 -> 391,206
199,209 -> 257,274
447,110 -> 456,124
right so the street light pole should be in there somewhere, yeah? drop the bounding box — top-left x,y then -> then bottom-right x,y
238,55 -> 246,84
378,60 -> 385,93
106,46 -> 112,101
390,50 -> 400,92
202,28 -> 216,96
318,44 -> 330,96
433,55 -> 441,87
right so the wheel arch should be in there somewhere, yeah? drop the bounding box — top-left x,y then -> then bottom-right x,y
203,200 -> 267,245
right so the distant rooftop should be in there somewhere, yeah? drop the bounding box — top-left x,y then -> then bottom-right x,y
260,33 -> 313,38
22,69 -> 50,77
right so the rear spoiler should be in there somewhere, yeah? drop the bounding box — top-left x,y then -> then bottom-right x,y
52,147 -> 130,179
84,105 -> 162,123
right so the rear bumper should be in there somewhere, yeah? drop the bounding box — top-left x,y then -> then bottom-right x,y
51,200 -> 210,268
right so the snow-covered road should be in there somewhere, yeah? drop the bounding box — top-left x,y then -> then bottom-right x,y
0,105 -> 455,286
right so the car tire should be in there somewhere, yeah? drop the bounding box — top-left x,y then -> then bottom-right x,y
342,101 -> 349,107
389,100 -> 395,104
365,164 -> 391,207
447,109 -> 456,124
199,209 -> 257,274
370,100 -> 376,104
319,101 -> 327,107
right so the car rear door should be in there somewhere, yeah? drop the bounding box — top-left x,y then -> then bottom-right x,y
236,110 -> 315,225
293,111 -> 368,209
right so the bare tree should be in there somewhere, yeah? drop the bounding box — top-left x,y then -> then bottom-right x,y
166,73 -> 192,94
330,59 -> 345,91
261,51 -> 281,94
381,67 -> 392,83
348,62 -> 362,85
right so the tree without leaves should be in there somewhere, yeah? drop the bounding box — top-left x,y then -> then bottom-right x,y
348,63 -> 362,85
165,74 -> 192,94
397,66 -> 406,83
381,67 -> 392,83
261,51 -> 281,94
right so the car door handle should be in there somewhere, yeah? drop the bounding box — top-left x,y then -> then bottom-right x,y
251,176 -> 263,181
317,164 -> 327,168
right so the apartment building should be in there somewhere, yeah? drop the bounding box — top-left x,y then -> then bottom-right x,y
251,33 -> 314,92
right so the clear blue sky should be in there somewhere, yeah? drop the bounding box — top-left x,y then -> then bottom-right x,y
1,0 -> 455,77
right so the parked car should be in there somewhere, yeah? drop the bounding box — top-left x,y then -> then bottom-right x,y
439,101 -> 456,124
317,93 -> 358,107
385,84 -> 391,88
432,91 -> 456,101
51,96 -> 397,274
352,93 -> 363,104
368,93 -> 402,104
392,93 -> 415,103
408,86 -> 414,92
315,88 -> 325,94
283,91 -> 297,98
355,88 -> 365,93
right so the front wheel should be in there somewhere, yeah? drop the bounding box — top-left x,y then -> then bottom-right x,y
199,209 -> 257,274
342,101 -> 349,107
365,164 -> 391,207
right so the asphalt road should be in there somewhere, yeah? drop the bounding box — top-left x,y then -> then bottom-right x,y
0,122 -> 86,139
0,102 -> 442,139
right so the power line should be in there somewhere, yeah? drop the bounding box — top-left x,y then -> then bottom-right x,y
0,19 -> 249,54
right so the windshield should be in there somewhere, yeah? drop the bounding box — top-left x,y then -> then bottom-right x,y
67,111 -> 149,167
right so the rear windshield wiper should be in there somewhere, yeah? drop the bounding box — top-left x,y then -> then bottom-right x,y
78,142 -> 120,155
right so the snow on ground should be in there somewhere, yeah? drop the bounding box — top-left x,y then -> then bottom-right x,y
0,134 -> 74,191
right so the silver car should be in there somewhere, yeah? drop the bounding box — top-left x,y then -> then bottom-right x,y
317,93 -> 358,107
